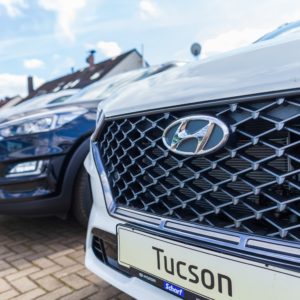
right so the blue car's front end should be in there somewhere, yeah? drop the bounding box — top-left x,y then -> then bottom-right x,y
0,103 -> 97,217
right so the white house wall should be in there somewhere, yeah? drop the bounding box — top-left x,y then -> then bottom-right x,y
103,52 -> 145,80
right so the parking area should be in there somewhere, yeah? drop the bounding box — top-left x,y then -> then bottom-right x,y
0,216 -> 133,300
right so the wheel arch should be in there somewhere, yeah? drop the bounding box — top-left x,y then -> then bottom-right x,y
59,136 -> 91,216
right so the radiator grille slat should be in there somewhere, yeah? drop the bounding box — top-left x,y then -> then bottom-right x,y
98,97 -> 300,241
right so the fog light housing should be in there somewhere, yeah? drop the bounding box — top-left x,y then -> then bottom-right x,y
6,161 -> 45,178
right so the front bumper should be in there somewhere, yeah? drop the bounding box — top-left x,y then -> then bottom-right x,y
0,156 -> 64,199
0,130 -> 73,216
85,152 -> 178,300
0,155 -> 68,216
85,136 -> 300,299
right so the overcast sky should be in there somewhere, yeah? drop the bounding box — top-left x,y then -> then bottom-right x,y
0,0 -> 300,98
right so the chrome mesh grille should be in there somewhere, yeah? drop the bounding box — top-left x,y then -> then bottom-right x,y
98,97 -> 300,241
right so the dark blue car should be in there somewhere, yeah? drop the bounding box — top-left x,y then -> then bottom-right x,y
0,63 -> 180,226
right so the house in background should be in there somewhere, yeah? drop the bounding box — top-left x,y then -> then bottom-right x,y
22,48 -> 147,102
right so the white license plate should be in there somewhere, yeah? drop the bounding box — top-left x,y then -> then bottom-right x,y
118,226 -> 300,300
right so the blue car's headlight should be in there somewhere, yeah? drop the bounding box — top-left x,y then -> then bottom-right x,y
0,107 -> 87,138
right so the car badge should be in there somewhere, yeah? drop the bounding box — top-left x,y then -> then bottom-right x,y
162,115 -> 229,156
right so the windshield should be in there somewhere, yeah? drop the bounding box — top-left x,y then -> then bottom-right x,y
47,95 -> 74,105
65,69 -> 149,103
16,94 -> 74,110
65,63 -> 178,103
0,91 -> 77,120
255,20 -> 300,43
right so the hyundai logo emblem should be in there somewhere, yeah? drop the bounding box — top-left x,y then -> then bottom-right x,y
162,115 -> 229,156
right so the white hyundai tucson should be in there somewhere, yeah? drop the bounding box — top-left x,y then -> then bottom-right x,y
85,23 -> 300,300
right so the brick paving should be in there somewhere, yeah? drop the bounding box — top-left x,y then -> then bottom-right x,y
0,216 -> 134,300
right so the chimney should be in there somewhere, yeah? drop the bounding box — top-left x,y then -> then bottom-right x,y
27,76 -> 34,95
86,50 -> 96,69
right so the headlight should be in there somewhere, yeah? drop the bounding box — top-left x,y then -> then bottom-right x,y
0,107 -> 87,138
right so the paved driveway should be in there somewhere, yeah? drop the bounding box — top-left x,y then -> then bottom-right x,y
0,216 -> 133,300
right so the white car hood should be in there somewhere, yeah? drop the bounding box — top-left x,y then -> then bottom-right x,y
103,37 -> 300,117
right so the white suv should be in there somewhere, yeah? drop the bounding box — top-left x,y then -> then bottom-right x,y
85,32 -> 300,300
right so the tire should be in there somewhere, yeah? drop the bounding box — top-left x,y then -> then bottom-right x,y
72,166 -> 93,227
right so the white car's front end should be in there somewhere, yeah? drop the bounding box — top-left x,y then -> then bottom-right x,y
85,35 -> 300,300
85,150 -> 178,300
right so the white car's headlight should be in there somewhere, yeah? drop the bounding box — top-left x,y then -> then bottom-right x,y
0,107 -> 87,138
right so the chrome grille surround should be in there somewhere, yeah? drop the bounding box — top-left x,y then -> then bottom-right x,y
92,92 -> 300,268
